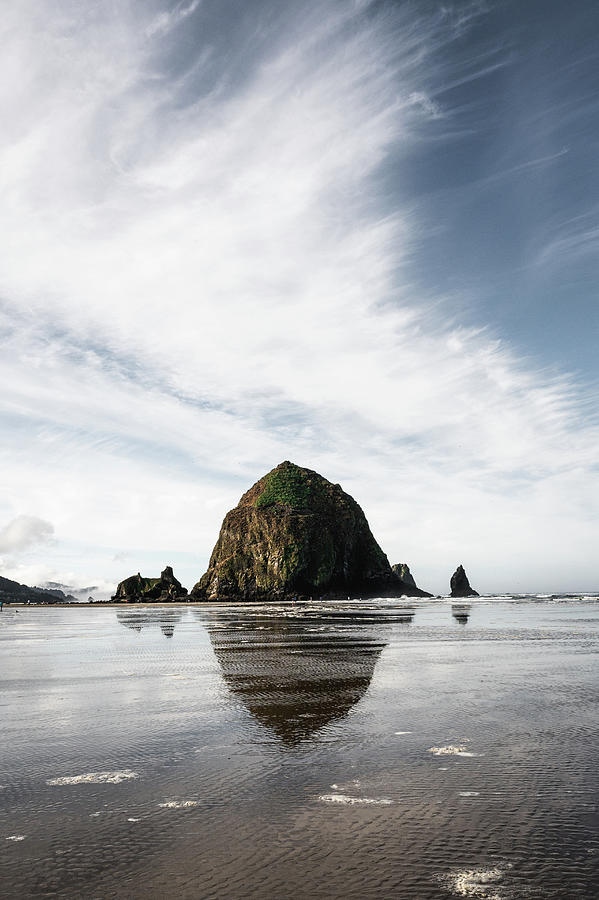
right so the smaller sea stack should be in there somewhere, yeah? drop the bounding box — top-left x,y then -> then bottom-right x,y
113,566 -> 187,603
391,563 -> 417,589
450,565 -> 479,598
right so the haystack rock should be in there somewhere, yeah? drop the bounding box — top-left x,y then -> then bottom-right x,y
450,565 -> 479,598
191,461 -> 431,601
113,566 -> 187,603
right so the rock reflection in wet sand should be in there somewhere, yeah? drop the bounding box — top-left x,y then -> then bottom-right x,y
452,605 -> 470,625
117,608 -> 183,638
201,612 -> 388,744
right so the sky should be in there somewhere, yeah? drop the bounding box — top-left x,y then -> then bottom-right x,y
1,0 -> 598,597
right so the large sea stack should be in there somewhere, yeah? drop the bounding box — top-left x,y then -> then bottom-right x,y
192,461 -> 430,601
450,565 -> 479,598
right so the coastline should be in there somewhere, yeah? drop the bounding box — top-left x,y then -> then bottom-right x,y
3,592 -> 597,609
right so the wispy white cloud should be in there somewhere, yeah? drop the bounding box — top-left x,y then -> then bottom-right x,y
535,210 -> 599,267
146,0 -> 202,37
0,0 -> 597,592
408,91 -> 443,119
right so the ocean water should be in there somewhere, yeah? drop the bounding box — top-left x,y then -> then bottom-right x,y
1,599 -> 598,899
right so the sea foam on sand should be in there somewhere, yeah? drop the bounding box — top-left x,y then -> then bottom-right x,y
428,745 -> 476,757
47,770 -> 139,785
440,863 -> 512,898
158,799 -> 199,809
442,866 -> 504,898
319,793 -> 393,806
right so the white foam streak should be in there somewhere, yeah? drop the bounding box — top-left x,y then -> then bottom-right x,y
319,793 -> 392,806
444,865 -> 506,899
47,770 -> 139,785
158,799 -> 199,809
428,746 -> 476,758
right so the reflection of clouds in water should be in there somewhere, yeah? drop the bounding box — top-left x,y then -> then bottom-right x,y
116,609 -> 183,638
198,610 -> 390,746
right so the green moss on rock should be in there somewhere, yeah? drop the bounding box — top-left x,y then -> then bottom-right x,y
254,464 -> 312,509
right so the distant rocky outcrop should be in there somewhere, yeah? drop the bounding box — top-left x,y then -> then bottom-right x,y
450,565 -> 479,598
112,566 -> 188,603
391,563 -> 417,590
192,461 -> 431,601
0,575 -> 76,604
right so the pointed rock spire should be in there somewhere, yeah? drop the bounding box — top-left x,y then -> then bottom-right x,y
450,565 -> 479,598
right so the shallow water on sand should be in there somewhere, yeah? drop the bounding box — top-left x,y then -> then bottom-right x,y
1,600 -> 599,899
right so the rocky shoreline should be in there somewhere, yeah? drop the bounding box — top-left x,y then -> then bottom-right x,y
2,462 -> 481,606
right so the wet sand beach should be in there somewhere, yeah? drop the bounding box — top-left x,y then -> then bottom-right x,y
1,600 -> 599,898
